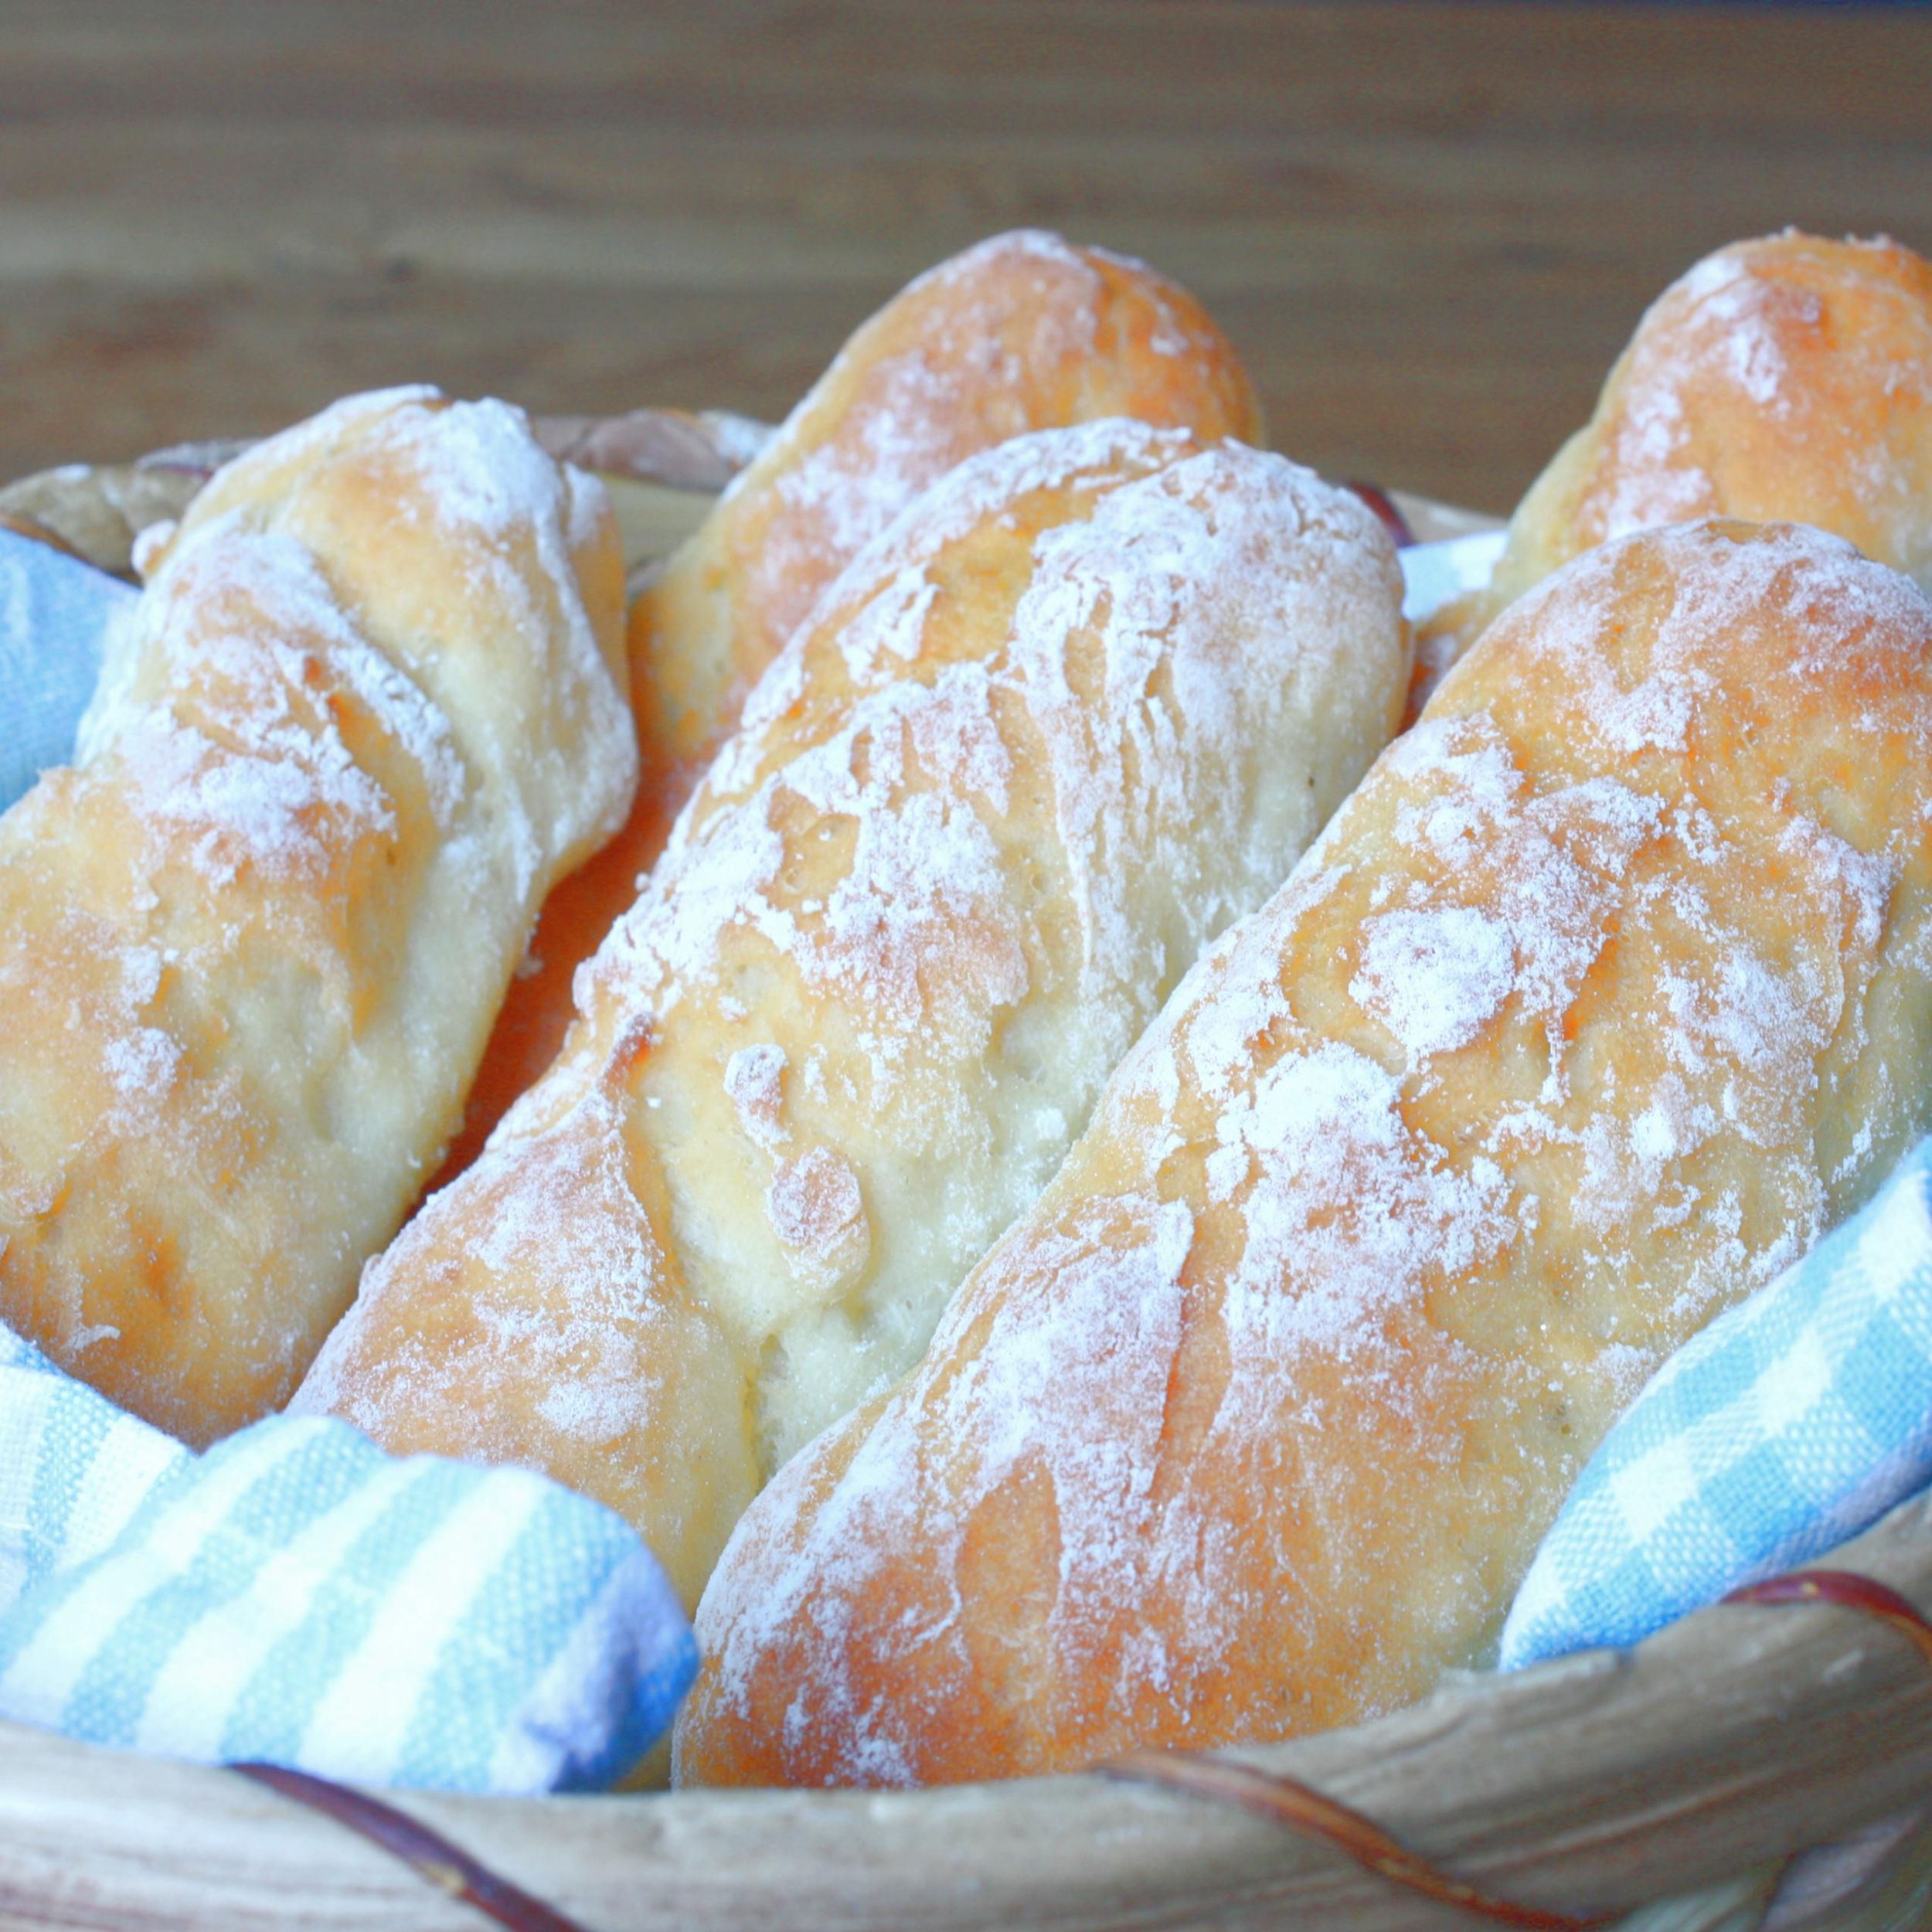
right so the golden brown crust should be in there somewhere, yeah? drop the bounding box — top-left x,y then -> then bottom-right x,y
676,519 -> 1932,1788
0,388 -> 633,1442
295,423 -> 1408,1612
638,231 -> 1266,764
444,231 -> 1264,1175
1435,231 -> 1932,669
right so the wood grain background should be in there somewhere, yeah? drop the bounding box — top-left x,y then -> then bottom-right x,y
0,1 -> 1927,512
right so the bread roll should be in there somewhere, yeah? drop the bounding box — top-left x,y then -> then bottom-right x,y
1436,231 -> 1932,669
677,518 -> 1932,1787
294,420 -> 1409,1609
445,230 -> 1264,1176
0,387 -> 634,1443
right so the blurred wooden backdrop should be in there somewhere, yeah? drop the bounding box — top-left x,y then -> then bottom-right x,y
0,0 -> 1926,511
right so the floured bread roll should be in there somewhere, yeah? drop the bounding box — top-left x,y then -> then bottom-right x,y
637,230 -> 1265,758
446,229 -> 1264,1176
1435,231 -> 1932,670
678,519 -> 1932,1788
294,420 -> 1409,1608
0,387 -> 634,1443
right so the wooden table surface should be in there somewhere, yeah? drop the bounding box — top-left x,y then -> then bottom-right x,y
0,1 -> 1927,513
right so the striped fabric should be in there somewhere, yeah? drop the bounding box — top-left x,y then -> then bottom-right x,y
1502,1139 -> 1932,1670
0,527 -> 134,813
0,1332 -> 695,1793
0,1324 -> 186,1613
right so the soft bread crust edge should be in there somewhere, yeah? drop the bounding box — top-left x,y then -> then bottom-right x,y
1434,230 -> 1932,671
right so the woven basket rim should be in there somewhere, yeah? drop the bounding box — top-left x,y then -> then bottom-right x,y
4,1488 -> 1928,1930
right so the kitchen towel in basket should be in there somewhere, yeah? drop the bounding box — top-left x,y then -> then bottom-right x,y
0,527 -> 134,814
0,1323 -> 695,1793
1502,1138 -> 1932,1668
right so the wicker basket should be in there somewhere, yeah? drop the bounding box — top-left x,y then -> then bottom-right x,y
2,420 -> 1929,1932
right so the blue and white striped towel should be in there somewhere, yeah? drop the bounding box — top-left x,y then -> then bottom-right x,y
0,1327 -> 696,1792
0,526 -> 134,813
1501,1139 -> 1932,1669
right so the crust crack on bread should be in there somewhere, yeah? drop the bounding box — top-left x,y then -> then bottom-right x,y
0,386 -> 634,1443
636,229 -> 1267,763
293,418 -> 1412,1612
1431,231 -> 1932,678
675,519 -> 1932,1789
440,228 -> 1265,1179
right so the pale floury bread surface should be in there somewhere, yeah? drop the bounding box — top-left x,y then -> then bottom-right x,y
635,229 -> 1267,761
678,519 -> 1932,1788
445,230 -> 1265,1175
294,420 -> 1409,1609
0,387 -> 634,1443
1435,231 -> 1932,670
